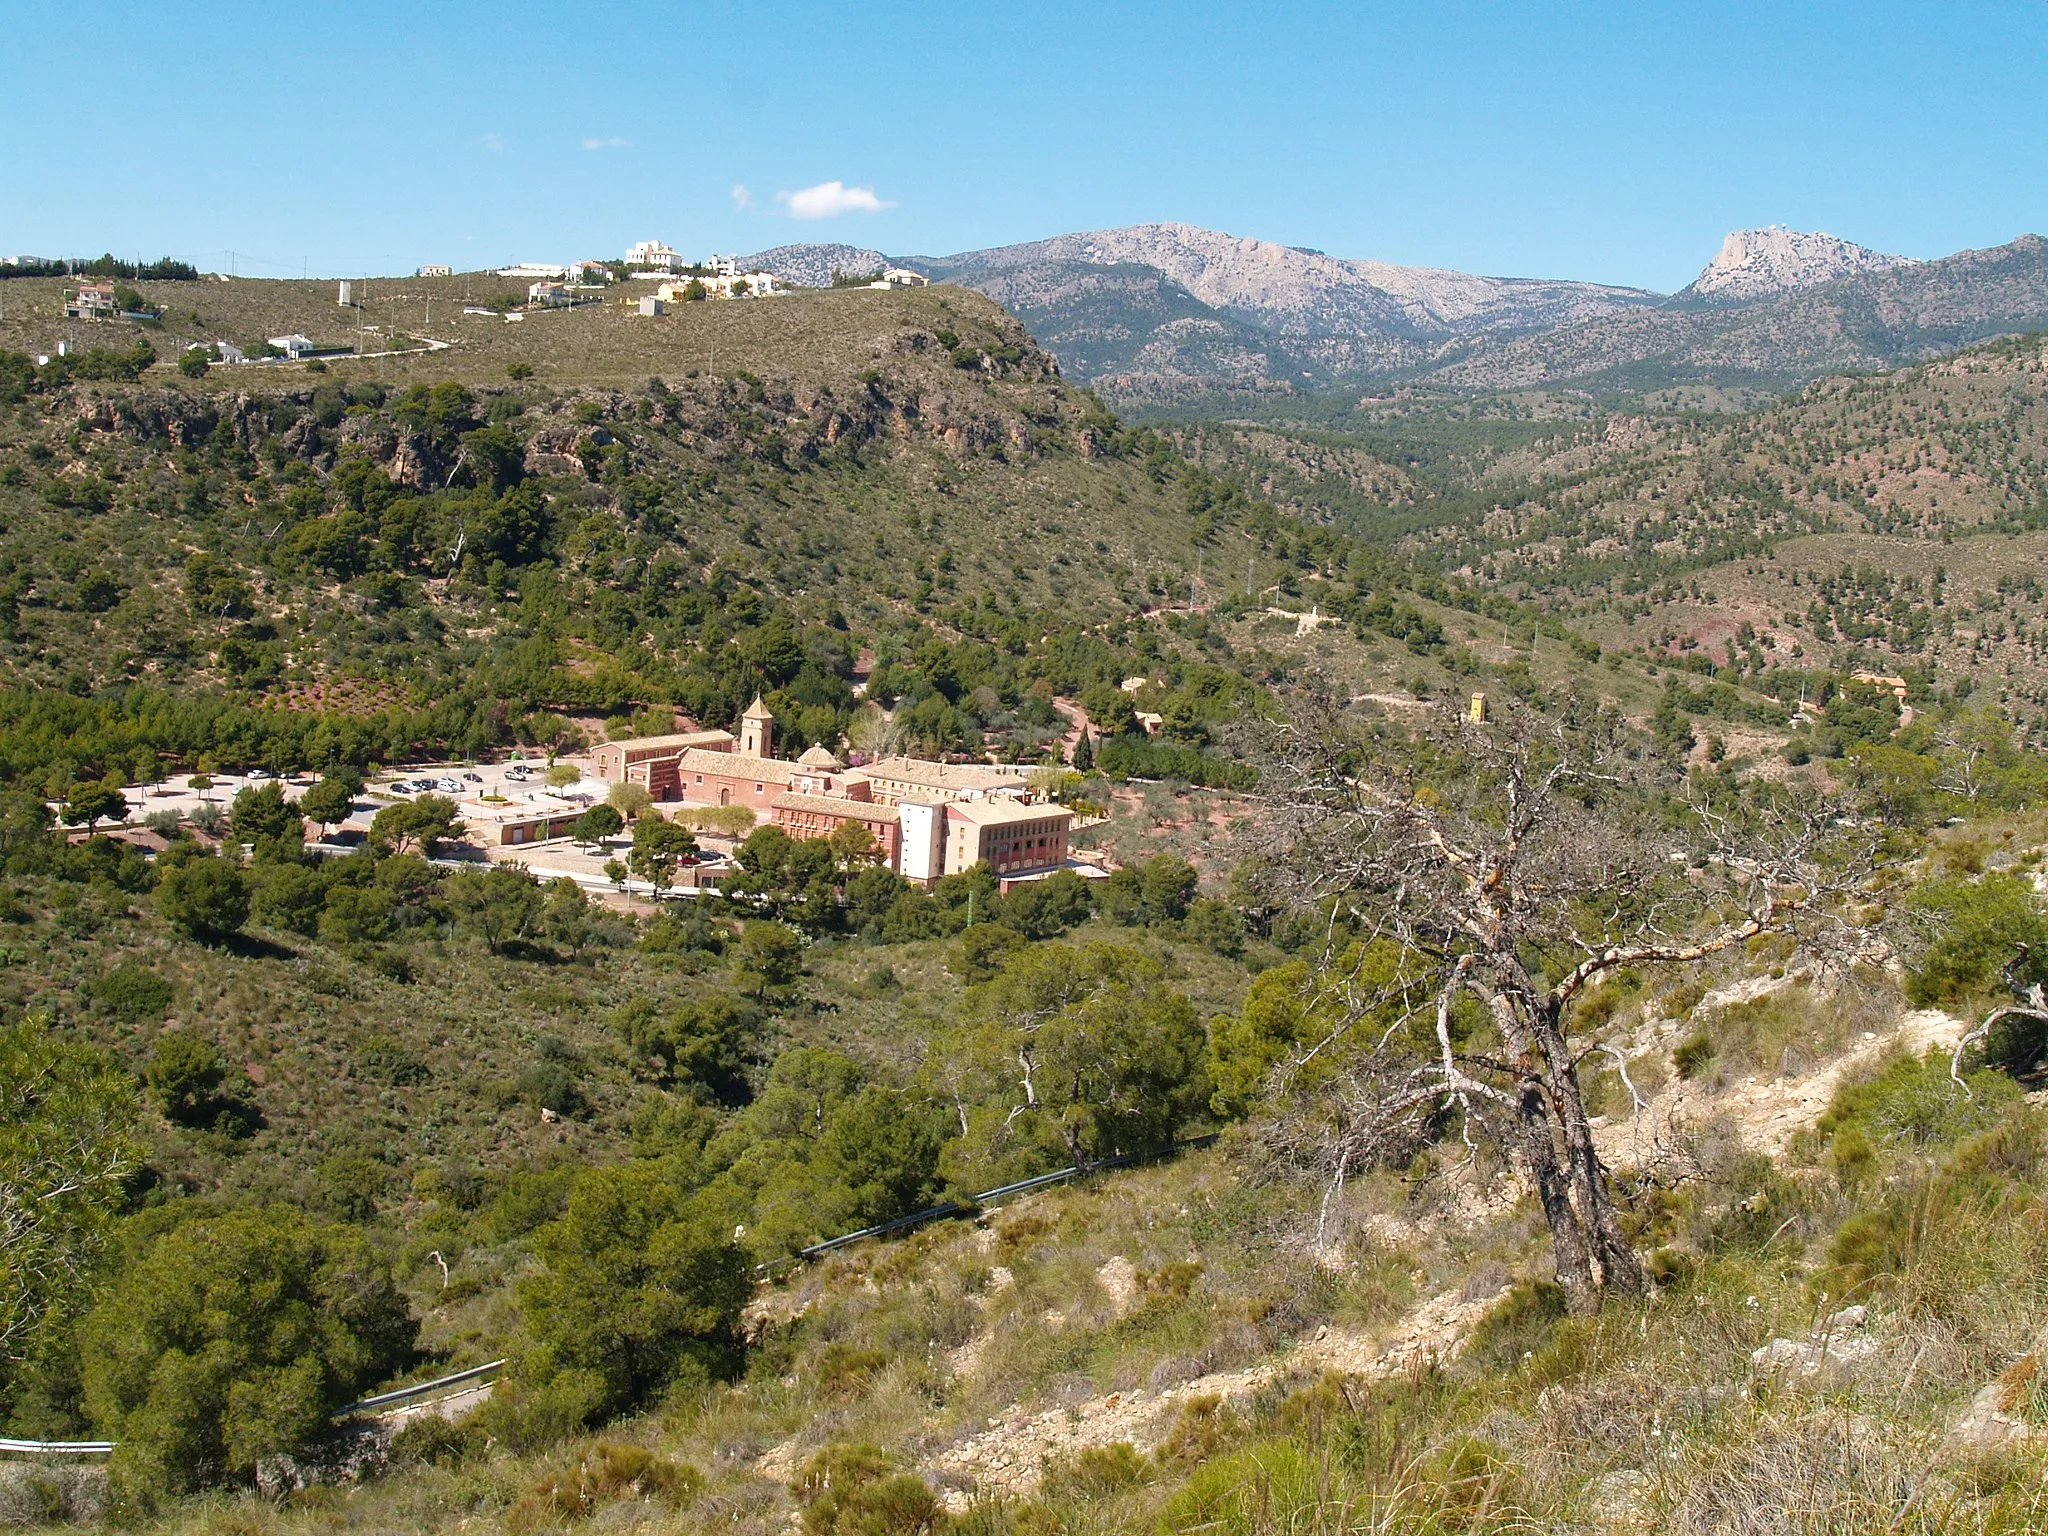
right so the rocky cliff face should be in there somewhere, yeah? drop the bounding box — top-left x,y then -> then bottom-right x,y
1430,234 -> 2048,392
1679,227 -> 1917,304
923,222 -> 1658,341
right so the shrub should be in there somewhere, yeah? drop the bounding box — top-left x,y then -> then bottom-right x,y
82,1207 -> 416,1497
610,993 -> 758,1104
1154,1394 -> 1236,1467
142,1031 -> 224,1126
92,962 -> 172,1020
506,1443 -> 702,1531
1463,1280 -> 1567,1374
813,1341 -> 891,1399
1041,1441 -> 1152,1499
793,1444 -> 943,1536
514,1059 -> 587,1118
1818,1050 -> 2020,1150
388,1414 -> 483,1469
154,853 -> 250,942
1906,873 -> 2048,1007
355,1032 -> 429,1086
514,1165 -> 749,1426
1672,1030 -> 1718,1080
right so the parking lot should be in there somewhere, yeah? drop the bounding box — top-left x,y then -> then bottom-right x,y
88,753 -> 750,902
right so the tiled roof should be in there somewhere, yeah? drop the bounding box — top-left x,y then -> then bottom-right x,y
673,748 -> 798,783
863,757 -> 1028,792
947,799 -> 1074,826
770,792 -> 899,824
604,730 -> 735,753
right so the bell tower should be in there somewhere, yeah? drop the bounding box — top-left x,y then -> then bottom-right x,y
740,694 -> 775,759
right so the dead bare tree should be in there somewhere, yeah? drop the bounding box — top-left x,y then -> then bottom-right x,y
1245,680 -> 1881,1314
1951,945 -> 2048,1094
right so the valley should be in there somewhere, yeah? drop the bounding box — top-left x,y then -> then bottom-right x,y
3,255 -> 2048,1536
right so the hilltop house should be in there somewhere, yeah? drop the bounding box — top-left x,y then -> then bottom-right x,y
592,699 -> 1071,888
417,264 -> 453,277
528,281 -> 574,308
267,334 -> 315,359
63,282 -> 118,319
625,240 -> 685,274
871,268 -> 929,289
498,262 -> 569,281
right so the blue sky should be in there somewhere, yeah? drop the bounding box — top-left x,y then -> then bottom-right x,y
3,1 -> 2041,291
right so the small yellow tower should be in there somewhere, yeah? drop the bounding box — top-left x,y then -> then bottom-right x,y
740,694 -> 775,759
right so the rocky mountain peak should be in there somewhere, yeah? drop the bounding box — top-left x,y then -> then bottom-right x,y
742,242 -> 891,288
1684,227 -> 1916,302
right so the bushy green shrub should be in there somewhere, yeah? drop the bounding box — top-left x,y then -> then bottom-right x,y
1040,1441 -> 1152,1499
610,993 -> 758,1103
793,1444 -> 943,1536
1906,873 -> 2048,1007
513,1165 -> 749,1427
91,962 -> 172,1020
154,853 -> 250,942
82,1207 -> 416,1497
1818,1050 -> 2019,1150
1672,1030 -> 1718,1080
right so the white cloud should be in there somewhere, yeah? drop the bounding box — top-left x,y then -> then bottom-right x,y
581,136 -> 630,151
777,180 -> 895,220
731,183 -> 754,211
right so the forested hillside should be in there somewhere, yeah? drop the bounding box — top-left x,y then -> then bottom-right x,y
7,279 -> 2048,1534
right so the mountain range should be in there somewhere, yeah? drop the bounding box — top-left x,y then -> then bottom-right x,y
745,223 -> 2048,406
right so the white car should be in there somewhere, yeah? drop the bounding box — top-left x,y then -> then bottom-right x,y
436,778 -> 463,794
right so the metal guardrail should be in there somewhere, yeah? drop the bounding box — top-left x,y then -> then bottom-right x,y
6,1140 -> 1225,1456
336,1358 -> 506,1416
0,1359 -> 509,1458
760,1133 -> 1221,1275
0,1438 -> 116,1456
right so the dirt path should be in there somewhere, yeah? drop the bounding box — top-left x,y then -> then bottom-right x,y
923,1288 -> 1495,1500
757,1000 -> 1973,1504
1592,1006 -> 1967,1167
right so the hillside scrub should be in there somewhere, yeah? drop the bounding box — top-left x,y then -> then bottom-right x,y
1247,686 -> 1885,1312
7,280 -> 2048,1528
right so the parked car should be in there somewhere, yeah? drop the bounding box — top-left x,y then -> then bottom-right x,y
462,772 -> 483,784
245,768 -> 274,782
436,778 -> 463,793
504,766 -> 532,781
